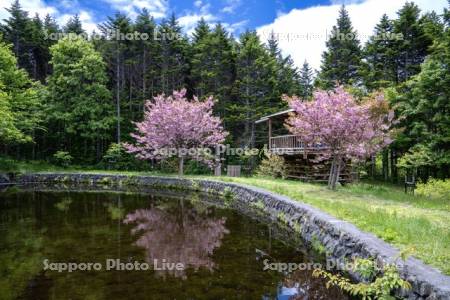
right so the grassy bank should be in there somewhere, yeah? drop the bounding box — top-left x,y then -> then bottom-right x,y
1,159 -> 449,275
215,177 -> 450,275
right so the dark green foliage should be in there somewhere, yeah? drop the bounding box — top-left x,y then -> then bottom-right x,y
191,20 -> 236,116
101,143 -> 143,170
317,5 -> 362,88
52,151 -> 73,167
1,0 -> 34,77
63,14 -> 85,35
392,2 -> 435,82
391,20 -> 450,178
157,13 -> 190,94
231,30 -> 281,148
298,61 -> 314,99
361,14 -> 398,89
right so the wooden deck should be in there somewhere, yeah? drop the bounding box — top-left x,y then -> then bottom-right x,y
256,111 -> 354,183
269,135 -> 354,182
269,135 -> 327,154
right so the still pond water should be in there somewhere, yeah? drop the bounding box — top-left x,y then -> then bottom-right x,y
0,185 -> 348,300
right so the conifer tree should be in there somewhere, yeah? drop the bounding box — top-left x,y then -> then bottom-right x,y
392,17 -> 450,178
298,61 -> 314,99
191,18 -> 213,98
63,14 -> 85,35
41,14 -> 60,76
0,0 -> 34,74
157,14 -> 190,95
318,5 -> 361,88
266,31 -> 301,98
232,30 -> 279,147
133,9 -> 159,103
393,2 -> 433,82
361,14 -> 398,89
97,13 -> 133,143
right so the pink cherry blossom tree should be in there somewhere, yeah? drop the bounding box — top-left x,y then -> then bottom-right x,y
284,87 -> 394,189
125,89 -> 228,175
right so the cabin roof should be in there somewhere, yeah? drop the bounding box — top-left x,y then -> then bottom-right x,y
254,108 -> 294,124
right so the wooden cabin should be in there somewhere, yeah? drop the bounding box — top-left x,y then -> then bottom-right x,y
255,109 -> 353,183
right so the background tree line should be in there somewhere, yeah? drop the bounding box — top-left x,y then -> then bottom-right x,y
0,0 -> 448,181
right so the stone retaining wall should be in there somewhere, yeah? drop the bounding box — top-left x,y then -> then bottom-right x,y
11,173 -> 450,300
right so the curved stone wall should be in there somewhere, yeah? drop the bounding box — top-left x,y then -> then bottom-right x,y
10,173 -> 450,300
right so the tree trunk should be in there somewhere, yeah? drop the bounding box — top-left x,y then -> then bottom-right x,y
328,159 -> 335,188
390,148 -> 398,183
116,44 -> 121,144
328,156 -> 342,190
382,149 -> 389,181
178,156 -> 184,176
371,155 -> 376,179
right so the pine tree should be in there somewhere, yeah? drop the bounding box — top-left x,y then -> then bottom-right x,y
157,14 -> 190,95
362,14 -> 398,89
97,13 -> 133,144
232,30 -> 279,148
190,22 -> 236,127
265,32 -> 301,98
29,14 -> 49,81
192,18 -> 210,43
191,18 -> 213,98
63,14 -> 85,35
267,30 -> 281,58
392,19 -> 450,178
318,5 -> 361,88
133,9 -> 159,104
0,0 -> 34,75
46,37 -> 114,162
298,61 -> 314,99
41,14 -> 60,76
393,2 -> 433,82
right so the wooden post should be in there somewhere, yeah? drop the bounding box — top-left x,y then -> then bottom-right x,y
268,118 -> 272,150
214,145 -> 221,176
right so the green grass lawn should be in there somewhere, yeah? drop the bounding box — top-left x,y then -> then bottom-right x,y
1,158 -> 449,275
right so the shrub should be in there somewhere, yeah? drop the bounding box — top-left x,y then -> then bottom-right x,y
52,151 -> 73,167
416,178 -> 450,201
313,257 -> 411,299
184,159 -> 211,175
102,143 -> 139,170
257,153 -> 287,178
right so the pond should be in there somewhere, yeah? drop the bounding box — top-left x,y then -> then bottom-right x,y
0,184 -> 348,300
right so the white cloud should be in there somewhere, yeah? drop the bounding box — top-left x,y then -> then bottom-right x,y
102,0 -> 168,19
0,0 -> 98,33
59,0 -> 80,9
57,10 -> 98,33
0,0 -> 58,21
223,19 -> 248,35
221,0 -> 242,14
194,0 -> 203,8
178,13 -> 218,35
257,0 -> 448,71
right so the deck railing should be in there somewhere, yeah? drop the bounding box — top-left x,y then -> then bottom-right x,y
270,135 -> 304,150
269,135 -> 327,152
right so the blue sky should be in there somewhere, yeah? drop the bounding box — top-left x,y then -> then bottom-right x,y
0,0 -> 448,70
0,0 -> 339,36
43,0 -> 332,35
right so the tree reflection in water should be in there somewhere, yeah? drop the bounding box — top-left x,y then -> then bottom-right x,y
124,201 -> 229,279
